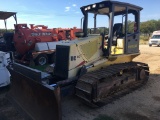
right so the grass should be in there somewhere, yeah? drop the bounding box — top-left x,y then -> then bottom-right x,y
30,64 -> 49,72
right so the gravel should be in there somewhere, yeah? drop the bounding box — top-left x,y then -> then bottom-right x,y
62,45 -> 160,120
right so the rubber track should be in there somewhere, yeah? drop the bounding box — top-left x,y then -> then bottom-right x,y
75,62 -> 149,107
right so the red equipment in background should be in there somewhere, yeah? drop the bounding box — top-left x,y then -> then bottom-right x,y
0,11 -> 82,65
14,24 -> 81,56
56,27 -> 82,40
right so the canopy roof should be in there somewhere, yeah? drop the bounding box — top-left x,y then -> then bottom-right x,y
81,1 -> 143,15
0,11 -> 16,20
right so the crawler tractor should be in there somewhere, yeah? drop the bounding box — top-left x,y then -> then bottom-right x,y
7,1 -> 149,120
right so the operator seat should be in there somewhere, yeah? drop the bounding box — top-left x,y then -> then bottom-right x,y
112,23 -> 123,45
113,23 -> 122,36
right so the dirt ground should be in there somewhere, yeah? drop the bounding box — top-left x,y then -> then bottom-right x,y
0,87 -> 25,120
0,45 -> 160,120
62,45 -> 160,120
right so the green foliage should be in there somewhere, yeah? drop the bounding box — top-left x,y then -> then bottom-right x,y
0,29 -> 14,33
127,20 -> 134,33
0,29 -> 14,36
140,19 -> 160,34
126,19 -> 160,35
139,35 -> 149,45
88,27 -> 109,34
0,19 -> 159,36
140,35 -> 149,41
31,64 -> 49,72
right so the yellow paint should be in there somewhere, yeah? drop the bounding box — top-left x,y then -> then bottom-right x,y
111,38 -> 124,55
80,40 -> 98,60
88,53 -> 140,72
111,46 -> 124,55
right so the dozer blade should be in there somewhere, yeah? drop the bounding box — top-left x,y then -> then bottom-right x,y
7,63 -> 61,120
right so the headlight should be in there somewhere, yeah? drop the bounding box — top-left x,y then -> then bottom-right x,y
92,4 -> 96,8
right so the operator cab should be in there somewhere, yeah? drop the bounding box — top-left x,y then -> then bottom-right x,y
0,11 -> 17,52
80,1 -> 142,56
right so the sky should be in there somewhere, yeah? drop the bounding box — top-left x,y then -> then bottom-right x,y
0,0 -> 160,29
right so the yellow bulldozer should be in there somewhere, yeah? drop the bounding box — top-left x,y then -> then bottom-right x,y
7,1 -> 149,120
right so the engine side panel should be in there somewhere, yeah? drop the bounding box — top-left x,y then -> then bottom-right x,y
54,35 -> 103,79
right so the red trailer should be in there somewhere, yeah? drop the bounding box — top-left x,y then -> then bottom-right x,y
13,24 -> 82,65
0,11 -> 82,65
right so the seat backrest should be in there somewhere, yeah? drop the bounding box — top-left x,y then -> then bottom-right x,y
113,23 -> 122,36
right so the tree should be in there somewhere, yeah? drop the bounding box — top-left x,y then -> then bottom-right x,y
140,20 -> 156,36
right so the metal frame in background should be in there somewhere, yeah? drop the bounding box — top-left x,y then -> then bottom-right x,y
0,11 -> 17,30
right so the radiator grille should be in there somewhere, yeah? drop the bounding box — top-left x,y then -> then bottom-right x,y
54,45 -> 70,79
